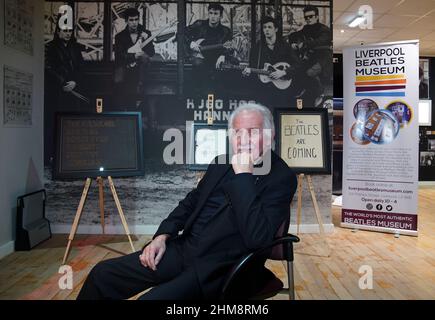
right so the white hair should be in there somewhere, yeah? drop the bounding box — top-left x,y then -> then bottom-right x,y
228,102 -> 275,135
227,102 -> 275,151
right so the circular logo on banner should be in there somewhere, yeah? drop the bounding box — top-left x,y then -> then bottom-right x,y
385,101 -> 413,127
353,99 -> 379,121
350,122 -> 370,145
363,109 -> 400,144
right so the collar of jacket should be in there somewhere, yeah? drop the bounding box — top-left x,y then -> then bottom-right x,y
183,150 -> 278,233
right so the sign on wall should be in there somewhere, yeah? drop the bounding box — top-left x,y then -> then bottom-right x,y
3,65 -> 33,127
342,40 -> 419,236
275,108 -> 331,174
4,0 -> 34,55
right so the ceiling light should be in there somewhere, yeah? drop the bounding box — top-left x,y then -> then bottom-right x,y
340,29 -> 345,33
348,16 -> 365,28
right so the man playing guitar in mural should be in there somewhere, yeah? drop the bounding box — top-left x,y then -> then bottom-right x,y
240,16 -> 300,104
185,3 -> 235,95
114,8 -> 155,99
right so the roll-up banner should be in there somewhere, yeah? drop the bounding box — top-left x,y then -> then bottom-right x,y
342,40 -> 419,236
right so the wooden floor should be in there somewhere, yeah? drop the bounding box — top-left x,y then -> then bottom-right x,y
1,187 -> 434,300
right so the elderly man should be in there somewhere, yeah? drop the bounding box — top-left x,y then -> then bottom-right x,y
77,103 -> 297,300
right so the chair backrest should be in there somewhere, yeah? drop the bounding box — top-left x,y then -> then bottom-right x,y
268,215 -> 290,261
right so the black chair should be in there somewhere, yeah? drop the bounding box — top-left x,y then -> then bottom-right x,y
220,220 -> 300,300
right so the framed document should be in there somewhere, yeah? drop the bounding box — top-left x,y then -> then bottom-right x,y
189,122 -> 228,171
3,65 -> 33,127
275,108 -> 331,174
419,58 -> 430,99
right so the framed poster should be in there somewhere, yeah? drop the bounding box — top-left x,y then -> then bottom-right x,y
275,108 -> 331,174
420,151 -> 435,167
3,65 -> 33,127
189,122 -> 228,171
419,58 -> 429,99
4,0 -> 34,55
54,112 -> 144,180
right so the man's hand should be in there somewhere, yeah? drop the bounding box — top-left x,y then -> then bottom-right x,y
140,32 -> 149,41
135,51 -> 145,59
242,67 -> 251,77
63,81 -> 76,92
216,55 -> 225,69
190,41 -> 200,52
231,152 -> 253,174
139,234 -> 169,270
270,69 -> 286,80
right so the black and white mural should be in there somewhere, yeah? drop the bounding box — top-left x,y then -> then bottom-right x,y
43,0 -> 333,231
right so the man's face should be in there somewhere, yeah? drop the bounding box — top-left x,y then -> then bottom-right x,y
208,9 -> 222,26
59,28 -> 73,41
127,15 -> 139,32
231,110 -> 273,161
262,22 -> 277,39
304,10 -> 319,25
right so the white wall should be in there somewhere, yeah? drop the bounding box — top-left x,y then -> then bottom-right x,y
0,0 -> 45,259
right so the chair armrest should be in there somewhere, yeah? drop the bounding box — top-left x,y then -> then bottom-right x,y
220,233 -> 300,299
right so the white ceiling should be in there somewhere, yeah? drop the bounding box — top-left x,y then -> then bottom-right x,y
333,0 -> 435,56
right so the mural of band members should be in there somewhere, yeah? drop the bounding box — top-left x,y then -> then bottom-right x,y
44,1 -> 331,98
44,1 -> 332,166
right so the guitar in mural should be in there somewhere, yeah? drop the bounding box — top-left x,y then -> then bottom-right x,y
220,62 -> 293,90
189,38 -> 236,60
126,19 -> 177,68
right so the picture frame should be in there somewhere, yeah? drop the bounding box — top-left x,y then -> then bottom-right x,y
54,112 -> 144,180
418,99 -> 432,126
419,58 -> 430,99
3,65 -> 33,127
275,108 -> 331,174
420,151 -> 435,167
189,122 -> 228,171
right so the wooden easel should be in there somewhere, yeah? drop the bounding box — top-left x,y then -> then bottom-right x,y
294,99 -> 330,258
62,98 -> 136,264
62,176 -> 136,265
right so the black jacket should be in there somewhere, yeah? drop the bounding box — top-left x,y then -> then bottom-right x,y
45,38 -> 84,90
288,22 -> 331,66
114,24 -> 155,68
154,151 -> 297,297
251,38 -> 300,79
185,19 -> 232,64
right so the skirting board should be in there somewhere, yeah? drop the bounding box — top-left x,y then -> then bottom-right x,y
289,223 -> 335,234
0,241 -> 15,260
51,224 -> 159,235
419,181 -> 435,187
51,223 -> 335,235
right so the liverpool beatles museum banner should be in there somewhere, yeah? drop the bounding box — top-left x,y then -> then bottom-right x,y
342,40 -> 419,236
